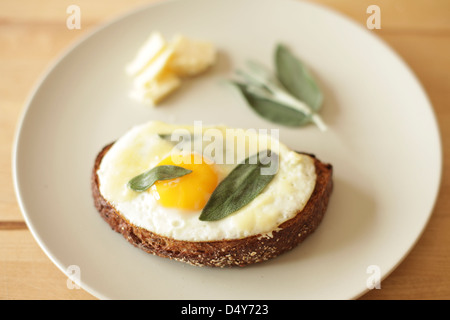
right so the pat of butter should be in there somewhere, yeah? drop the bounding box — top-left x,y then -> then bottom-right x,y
133,45 -> 176,89
168,34 -> 217,77
126,31 -> 216,106
129,72 -> 181,106
126,31 -> 166,76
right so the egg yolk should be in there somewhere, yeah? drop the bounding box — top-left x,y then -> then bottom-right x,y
151,153 -> 219,211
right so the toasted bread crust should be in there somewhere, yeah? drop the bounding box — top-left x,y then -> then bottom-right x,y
91,143 -> 333,267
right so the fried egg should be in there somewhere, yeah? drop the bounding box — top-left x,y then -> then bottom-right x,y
96,121 -> 316,241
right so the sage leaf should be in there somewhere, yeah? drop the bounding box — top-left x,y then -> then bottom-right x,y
231,81 -> 311,127
157,133 -> 175,140
229,44 -> 327,131
275,44 -> 323,112
199,150 -> 278,222
128,165 -> 192,192
158,132 -> 203,145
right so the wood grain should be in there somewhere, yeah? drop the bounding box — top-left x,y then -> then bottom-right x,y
1,0 -> 449,300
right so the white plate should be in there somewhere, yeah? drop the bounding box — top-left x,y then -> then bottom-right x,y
13,0 -> 442,300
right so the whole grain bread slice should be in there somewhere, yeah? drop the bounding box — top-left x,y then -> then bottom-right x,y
91,143 -> 333,267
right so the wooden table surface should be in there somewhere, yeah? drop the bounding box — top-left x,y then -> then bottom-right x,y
1,0 -> 449,300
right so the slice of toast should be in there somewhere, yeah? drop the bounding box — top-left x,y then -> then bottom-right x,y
91,143 -> 333,267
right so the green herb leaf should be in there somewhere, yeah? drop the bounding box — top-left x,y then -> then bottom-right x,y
275,44 -> 323,112
199,150 -> 278,222
128,165 -> 192,192
157,133 -> 175,140
231,81 -> 311,127
158,132 -> 203,144
229,44 -> 327,131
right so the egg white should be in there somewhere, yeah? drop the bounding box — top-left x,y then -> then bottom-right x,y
97,121 -> 317,241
